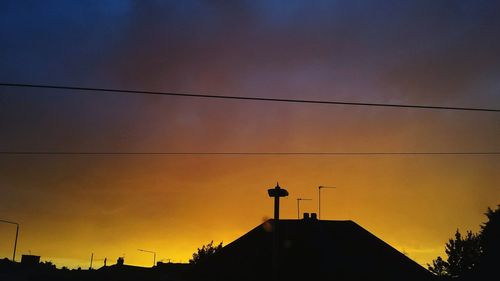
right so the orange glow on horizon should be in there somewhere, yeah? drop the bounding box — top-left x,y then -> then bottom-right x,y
1,1 -> 499,271
1,151 -> 497,269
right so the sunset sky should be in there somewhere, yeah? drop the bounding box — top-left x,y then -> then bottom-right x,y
1,0 -> 499,268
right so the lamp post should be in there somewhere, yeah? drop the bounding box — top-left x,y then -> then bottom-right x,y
138,249 -> 156,267
89,253 -> 93,270
318,186 -> 336,220
0,219 -> 19,262
296,198 -> 312,219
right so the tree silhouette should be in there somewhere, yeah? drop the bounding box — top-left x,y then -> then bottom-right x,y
428,205 -> 500,279
428,256 -> 448,276
475,205 -> 500,279
189,241 -> 223,264
428,230 -> 481,278
446,230 -> 481,277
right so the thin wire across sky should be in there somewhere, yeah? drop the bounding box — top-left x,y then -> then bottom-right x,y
0,82 -> 499,156
0,152 -> 499,156
1,82 -> 499,112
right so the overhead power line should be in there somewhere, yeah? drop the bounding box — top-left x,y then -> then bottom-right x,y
0,151 -> 499,156
1,83 -> 499,112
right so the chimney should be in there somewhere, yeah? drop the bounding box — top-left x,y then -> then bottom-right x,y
303,212 -> 310,219
311,213 -> 318,220
21,255 -> 40,267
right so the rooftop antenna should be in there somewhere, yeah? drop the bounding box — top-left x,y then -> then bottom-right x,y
318,186 -> 336,220
296,198 -> 312,219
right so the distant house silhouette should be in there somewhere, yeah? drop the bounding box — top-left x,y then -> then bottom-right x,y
96,257 -> 189,281
20,255 -> 40,267
190,215 -> 434,281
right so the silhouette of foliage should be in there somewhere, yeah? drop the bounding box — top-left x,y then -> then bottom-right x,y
428,205 -> 500,279
189,241 -> 223,264
479,206 -> 500,258
475,205 -> 500,278
428,230 -> 481,277
428,256 -> 448,276
447,230 -> 481,276
40,260 -> 57,269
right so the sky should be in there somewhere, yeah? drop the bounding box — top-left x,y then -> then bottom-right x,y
0,0 -> 499,268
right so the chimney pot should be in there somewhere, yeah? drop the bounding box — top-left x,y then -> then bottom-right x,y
311,213 -> 318,220
303,212 -> 310,219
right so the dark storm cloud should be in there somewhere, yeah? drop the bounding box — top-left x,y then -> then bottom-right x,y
374,1 -> 500,103
1,0 -> 500,152
0,1 -> 131,85
94,0 -> 500,104
0,1 -> 499,267
2,1 -> 500,96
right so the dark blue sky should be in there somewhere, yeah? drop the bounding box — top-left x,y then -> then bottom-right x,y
2,0 -> 500,94
1,0 -> 499,151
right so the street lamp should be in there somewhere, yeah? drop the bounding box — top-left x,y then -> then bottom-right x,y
138,249 -> 156,267
296,198 -> 312,219
318,186 -> 336,220
0,219 -> 19,262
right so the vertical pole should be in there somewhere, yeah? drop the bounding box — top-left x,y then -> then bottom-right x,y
267,183 -> 288,281
0,220 -> 20,263
153,252 -> 156,267
273,219 -> 279,281
273,196 -> 279,281
13,224 -> 18,262
318,187 -> 321,220
274,196 -> 279,220
297,199 -> 300,219
90,253 -> 93,269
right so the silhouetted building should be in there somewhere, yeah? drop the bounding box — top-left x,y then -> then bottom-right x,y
20,255 -> 40,266
190,216 -> 434,281
96,260 -> 189,281
156,262 -> 190,281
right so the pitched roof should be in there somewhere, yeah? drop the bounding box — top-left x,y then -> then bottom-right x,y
191,219 -> 434,281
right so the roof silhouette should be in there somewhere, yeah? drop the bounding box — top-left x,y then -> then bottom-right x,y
190,218 -> 435,281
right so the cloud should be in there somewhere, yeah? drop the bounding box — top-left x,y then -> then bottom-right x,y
0,2 -> 499,267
